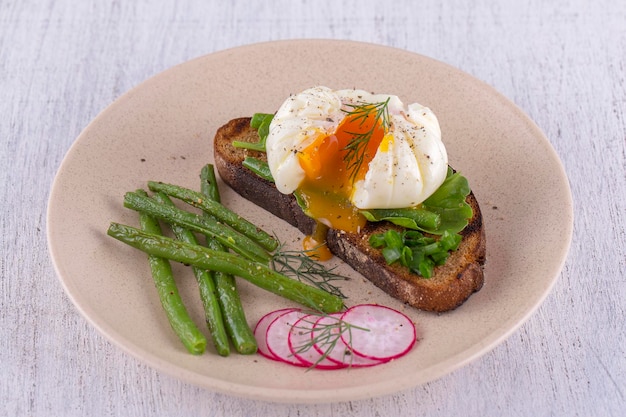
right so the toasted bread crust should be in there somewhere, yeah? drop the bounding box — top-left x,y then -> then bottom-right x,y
214,117 -> 486,312
214,118 -> 317,234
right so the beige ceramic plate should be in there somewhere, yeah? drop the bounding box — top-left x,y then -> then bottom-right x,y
47,40 -> 572,403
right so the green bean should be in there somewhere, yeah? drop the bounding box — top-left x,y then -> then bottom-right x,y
107,223 -> 345,313
200,164 -> 221,203
242,157 -> 274,182
135,190 -> 207,355
201,164 -> 257,354
205,238 -> 257,354
153,192 -> 230,356
147,181 -> 278,252
123,191 -> 270,263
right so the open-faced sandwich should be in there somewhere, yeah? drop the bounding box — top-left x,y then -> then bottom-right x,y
214,86 -> 486,312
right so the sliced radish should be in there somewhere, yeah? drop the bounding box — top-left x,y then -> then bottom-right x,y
265,309 -> 310,367
312,314 -> 384,368
288,314 -> 347,370
253,308 -> 299,360
254,304 -> 418,370
339,304 -> 416,361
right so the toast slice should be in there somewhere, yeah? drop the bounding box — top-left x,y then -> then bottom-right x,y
214,117 -> 486,312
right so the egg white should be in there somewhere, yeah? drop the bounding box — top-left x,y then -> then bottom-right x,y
265,86 -> 448,209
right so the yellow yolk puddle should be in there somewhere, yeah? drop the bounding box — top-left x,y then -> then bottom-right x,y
302,222 -> 332,260
296,109 -> 386,259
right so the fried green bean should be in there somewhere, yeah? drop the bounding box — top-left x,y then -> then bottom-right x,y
204,237 -> 257,354
107,223 -> 344,313
123,191 -> 270,263
200,164 -> 221,203
201,164 -> 257,354
147,180 -> 278,252
153,191 -> 230,356
136,190 -> 207,355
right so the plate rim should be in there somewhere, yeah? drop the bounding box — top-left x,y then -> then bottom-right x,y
46,39 -> 573,403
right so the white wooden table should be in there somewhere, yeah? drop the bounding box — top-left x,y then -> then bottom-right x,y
2,1 -> 625,415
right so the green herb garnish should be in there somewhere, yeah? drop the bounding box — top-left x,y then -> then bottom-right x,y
270,248 -> 349,299
361,167 -> 473,234
341,98 -> 391,184
234,115 -> 275,181
289,312 -> 369,369
369,229 -> 462,278
421,168 -> 473,232
232,113 -> 274,151
242,157 -> 274,182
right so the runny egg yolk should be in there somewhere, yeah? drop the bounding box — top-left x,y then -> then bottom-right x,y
296,108 -> 387,259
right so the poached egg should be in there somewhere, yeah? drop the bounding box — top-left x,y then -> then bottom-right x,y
265,86 -> 448,255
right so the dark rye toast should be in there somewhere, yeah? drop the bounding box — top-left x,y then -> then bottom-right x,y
214,117 -> 486,312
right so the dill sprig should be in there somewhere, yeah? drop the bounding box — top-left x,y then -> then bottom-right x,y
342,98 -> 391,184
270,246 -> 349,299
290,311 -> 369,369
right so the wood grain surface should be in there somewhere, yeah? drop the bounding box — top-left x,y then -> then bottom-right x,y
2,0 -> 624,416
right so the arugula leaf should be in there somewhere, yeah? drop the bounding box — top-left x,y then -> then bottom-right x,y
293,190 -> 309,215
254,113 -> 273,143
361,207 -> 440,231
233,113 -> 274,151
250,112 -> 274,131
360,168 -> 473,235
242,157 -> 274,182
421,168 -> 473,233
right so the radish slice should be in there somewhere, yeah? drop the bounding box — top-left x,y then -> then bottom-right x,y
253,308 -> 299,360
265,309 -> 310,367
312,314 -> 384,368
254,304 -> 417,369
288,314 -> 347,370
339,304 -> 416,361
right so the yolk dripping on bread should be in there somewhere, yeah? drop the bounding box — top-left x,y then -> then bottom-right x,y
264,86 -> 449,261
